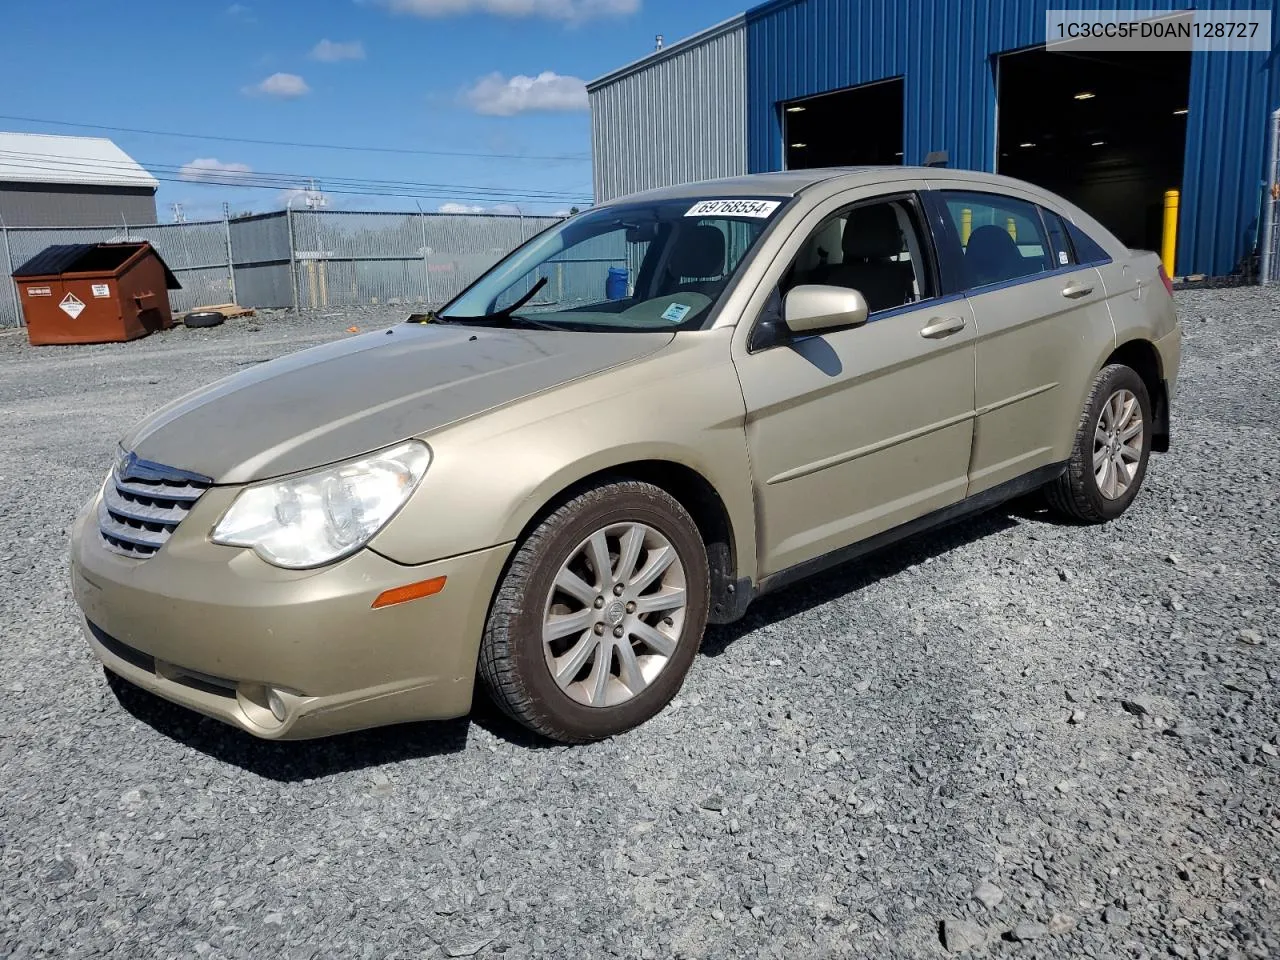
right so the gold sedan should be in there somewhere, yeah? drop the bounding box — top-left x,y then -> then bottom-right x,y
70,168 -> 1181,742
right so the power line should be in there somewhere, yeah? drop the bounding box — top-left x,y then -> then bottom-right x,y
0,149 -> 592,198
0,150 -> 594,205
0,114 -> 592,163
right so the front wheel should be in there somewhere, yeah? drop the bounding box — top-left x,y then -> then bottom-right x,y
1045,363 -> 1152,523
478,481 -> 710,743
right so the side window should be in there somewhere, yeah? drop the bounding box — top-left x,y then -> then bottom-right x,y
783,195 -> 935,314
938,191 -> 1053,289
1064,219 -> 1111,264
1042,209 -> 1074,268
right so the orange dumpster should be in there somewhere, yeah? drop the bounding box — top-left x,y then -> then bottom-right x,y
13,241 -> 181,346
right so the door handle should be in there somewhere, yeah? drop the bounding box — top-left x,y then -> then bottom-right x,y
1062,281 -> 1094,299
919,316 -> 966,339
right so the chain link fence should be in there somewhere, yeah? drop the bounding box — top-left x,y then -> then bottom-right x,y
0,209 -> 564,327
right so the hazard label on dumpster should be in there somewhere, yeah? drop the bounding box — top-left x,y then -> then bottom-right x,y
59,292 -> 85,319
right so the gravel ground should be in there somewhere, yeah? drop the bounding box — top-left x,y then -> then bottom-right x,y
0,293 -> 1277,959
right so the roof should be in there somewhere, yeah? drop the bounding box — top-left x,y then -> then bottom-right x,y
0,132 -> 158,190
13,242 -> 180,288
587,13 -> 746,92
597,166 -> 1071,206
597,168 -> 871,205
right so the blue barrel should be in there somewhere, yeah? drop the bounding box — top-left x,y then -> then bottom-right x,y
605,266 -> 628,300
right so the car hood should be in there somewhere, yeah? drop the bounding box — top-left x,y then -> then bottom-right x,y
122,322 -> 675,484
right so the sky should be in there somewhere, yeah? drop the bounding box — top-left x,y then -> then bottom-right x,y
0,0 -> 744,220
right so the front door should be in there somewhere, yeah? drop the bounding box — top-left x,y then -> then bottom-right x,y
732,189 -> 977,577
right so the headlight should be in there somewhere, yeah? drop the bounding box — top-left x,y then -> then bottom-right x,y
211,440 -> 430,569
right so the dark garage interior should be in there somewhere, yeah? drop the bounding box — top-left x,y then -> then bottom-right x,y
783,78 -> 905,171
996,47 -> 1191,254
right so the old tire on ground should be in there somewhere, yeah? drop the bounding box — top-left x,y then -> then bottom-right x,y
1045,363 -> 1152,523
184,311 -> 226,328
478,481 -> 710,743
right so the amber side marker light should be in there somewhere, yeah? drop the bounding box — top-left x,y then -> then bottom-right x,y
372,576 -> 447,609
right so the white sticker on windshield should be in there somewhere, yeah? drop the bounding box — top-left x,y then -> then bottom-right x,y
1058,250 -> 1069,265
685,199 -> 781,219
661,303 -> 691,323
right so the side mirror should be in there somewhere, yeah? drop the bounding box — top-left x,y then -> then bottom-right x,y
783,284 -> 869,334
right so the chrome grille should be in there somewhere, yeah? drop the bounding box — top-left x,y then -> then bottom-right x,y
97,452 -> 212,559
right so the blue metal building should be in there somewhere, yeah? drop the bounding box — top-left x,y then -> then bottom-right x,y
589,0 -> 1280,277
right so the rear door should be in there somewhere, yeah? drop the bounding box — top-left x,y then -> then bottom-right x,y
923,187 -> 1115,495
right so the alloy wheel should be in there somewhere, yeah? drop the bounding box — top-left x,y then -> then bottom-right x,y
1093,388 -> 1144,500
541,522 -> 688,707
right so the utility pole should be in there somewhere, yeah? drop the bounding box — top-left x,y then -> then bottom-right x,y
171,203 -> 186,223
304,178 -> 328,209
222,201 -> 237,305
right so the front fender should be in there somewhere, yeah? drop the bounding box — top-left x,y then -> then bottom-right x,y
370,329 -> 758,584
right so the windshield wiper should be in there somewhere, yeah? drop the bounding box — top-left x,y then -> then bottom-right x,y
437,277 -> 562,330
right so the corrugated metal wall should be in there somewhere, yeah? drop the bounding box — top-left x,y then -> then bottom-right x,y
0,183 -> 158,227
745,0 -> 1280,276
589,16 -> 749,202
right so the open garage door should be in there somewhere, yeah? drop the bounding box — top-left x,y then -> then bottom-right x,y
996,47 -> 1190,253
783,78 -> 904,171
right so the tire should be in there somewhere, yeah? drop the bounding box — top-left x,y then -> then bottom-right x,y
478,481 -> 710,743
184,310 -> 225,328
1045,364 -> 1152,523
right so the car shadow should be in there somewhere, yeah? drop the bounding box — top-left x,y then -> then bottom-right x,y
105,664 -> 566,781
702,504 -> 1023,656
107,500 -> 1038,777
1003,490 -> 1085,526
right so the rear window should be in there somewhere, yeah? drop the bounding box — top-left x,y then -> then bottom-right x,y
1064,220 -> 1111,264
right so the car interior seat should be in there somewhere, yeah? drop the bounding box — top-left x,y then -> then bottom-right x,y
657,224 -> 727,299
820,204 -> 915,312
964,224 -> 1029,287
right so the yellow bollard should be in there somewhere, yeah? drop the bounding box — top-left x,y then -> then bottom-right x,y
960,208 -> 972,245
1161,189 -> 1179,277
1006,216 -> 1017,242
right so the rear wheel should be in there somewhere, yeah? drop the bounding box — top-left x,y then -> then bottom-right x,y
1046,364 -> 1152,523
478,481 -> 709,743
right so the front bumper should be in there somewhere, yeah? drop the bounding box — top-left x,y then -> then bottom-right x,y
70,491 -> 512,739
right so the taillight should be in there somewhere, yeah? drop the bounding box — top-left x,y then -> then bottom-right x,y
1158,264 -> 1174,296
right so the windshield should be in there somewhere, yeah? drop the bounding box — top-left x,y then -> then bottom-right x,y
434,196 -> 789,332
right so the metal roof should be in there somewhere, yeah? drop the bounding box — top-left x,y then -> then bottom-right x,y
587,13 -> 747,92
0,133 -> 159,190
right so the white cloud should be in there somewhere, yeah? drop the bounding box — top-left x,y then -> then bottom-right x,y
437,202 -> 485,214
464,71 -> 587,116
179,158 -> 255,185
227,3 -> 256,20
377,0 -> 637,22
310,39 -> 366,61
245,72 -> 311,98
